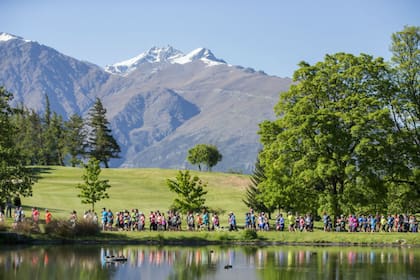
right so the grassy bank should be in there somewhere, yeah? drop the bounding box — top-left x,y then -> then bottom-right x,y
2,229 -> 420,246
96,230 -> 420,246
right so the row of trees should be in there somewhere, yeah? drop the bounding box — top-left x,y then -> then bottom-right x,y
0,89 -> 120,205
12,96 -> 120,168
245,26 -> 419,218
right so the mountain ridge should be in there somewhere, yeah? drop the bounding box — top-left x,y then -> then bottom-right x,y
0,32 -> 291,173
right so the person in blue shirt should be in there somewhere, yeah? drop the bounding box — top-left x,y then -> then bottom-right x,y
370,215 -> 377,232
101,208 -> 108,231
229,212 -> 237,231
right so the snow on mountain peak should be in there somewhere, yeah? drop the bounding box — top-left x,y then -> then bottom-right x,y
105,46 -> 183,75
0,32 -> 29,42
172,47 -> 226,66
105,46 -> 226,75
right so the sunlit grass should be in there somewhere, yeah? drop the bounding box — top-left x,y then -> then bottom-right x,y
21,166 -> 249,226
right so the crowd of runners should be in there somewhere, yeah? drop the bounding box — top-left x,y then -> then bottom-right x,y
1,204 -> 418,234
97,208 -> 238,232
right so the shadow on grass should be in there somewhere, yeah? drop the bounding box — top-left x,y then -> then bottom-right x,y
29,166 -> 54,181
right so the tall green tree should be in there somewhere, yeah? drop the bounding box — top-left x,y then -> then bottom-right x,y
243,155 -> 274,218
258,53 -> 394,218
41,94 -> 55,165
386,25 -> 420,212
65,114 -> 87,167
87,98 -> 120,168
167,170 -> 207,213
76,157 -> 111,212
12,106 -> 41,165
0,87 -> 35,205
187,144 -> 222,171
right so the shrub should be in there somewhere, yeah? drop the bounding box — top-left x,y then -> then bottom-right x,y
44,219 -> 74,237
12,219 -> 40,235
74,219 -> 100,236
242,229 -> 258,240
45,219 -> 100,238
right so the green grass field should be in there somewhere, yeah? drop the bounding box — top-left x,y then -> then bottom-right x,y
21,166 -> 250,225
4,166 -> 419,246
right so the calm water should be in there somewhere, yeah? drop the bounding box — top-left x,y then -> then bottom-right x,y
0,244 -> 419,279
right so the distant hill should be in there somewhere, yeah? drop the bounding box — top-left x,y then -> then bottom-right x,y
0,32 -> 291,173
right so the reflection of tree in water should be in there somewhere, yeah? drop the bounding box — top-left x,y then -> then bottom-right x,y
167,247 -> 218,280
252,247 -> 420,280
0,246 -> 113,280
1,246 -> 420,279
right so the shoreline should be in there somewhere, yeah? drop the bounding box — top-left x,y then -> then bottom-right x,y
1,231 -> 418,247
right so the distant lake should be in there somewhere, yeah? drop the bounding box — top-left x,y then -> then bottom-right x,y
0,244 -> 419,279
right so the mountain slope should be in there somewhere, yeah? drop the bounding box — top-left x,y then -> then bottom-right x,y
0,32 -> 110,116
0,33 -> 291,173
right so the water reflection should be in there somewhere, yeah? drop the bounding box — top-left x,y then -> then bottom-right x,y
0,245 -> 419,279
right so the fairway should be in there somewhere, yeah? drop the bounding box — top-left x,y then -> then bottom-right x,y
22,166 -> 250,226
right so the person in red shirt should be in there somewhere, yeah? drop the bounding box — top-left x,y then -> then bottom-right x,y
45,209 -> 52,224
32,207 -> 40,223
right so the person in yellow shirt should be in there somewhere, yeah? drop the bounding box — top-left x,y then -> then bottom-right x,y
287,212 -> 295,232
380,215 -> 387,232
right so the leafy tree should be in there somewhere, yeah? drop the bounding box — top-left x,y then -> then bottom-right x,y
0,87 -> 35,205
187,144 -> 222,171
65,114 -> 87,167
86,98 -> 120,168
76,157 -> 111,212
386,25 -> 420,212
243,155 -> 274,218
167,170 -> 207,213
258,53 -> 394,218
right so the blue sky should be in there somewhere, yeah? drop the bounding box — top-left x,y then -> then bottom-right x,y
1,0 -> 419,77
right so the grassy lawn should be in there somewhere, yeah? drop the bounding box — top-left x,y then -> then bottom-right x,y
21,166 -> 250,226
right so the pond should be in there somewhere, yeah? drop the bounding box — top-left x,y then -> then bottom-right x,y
0,244 -> 419,279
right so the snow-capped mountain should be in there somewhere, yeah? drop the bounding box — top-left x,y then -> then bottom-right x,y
105,46 -> 226,75
0,32 -> 30,42
0,32 -> 292,173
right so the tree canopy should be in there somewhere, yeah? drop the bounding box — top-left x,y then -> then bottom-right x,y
258,53 -> 395,217
257,26 -> 420,217
187,144 -> 222,171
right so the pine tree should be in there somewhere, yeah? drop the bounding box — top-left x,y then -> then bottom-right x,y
65,114 -> 87,167
86,98 -> 120,168
243,155 -> 273,218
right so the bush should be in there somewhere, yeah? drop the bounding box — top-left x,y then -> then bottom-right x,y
45,219 -> 100,238
44,219 -> 74,237
12,219 -> 40,235
242,229 -> 258,240
74,219 -> 100,236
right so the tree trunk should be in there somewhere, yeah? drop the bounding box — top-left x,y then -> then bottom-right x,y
330,181 -> 340,220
